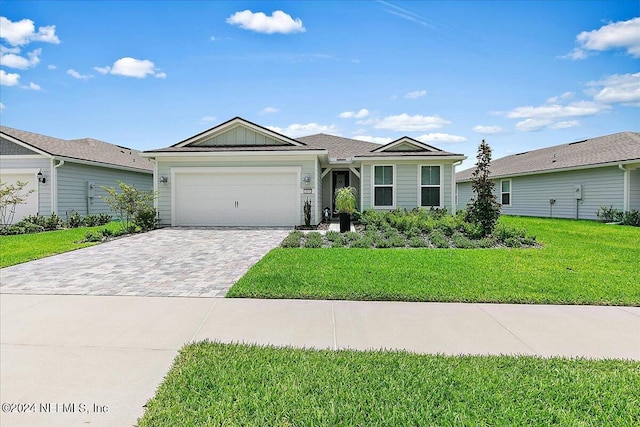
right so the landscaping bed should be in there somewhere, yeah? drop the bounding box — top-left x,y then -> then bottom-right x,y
284,209 -> 538,249
138,341 -> 640,427
228,216 -> 640,305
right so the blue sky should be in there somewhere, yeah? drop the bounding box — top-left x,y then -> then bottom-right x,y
1,1 -> 638,168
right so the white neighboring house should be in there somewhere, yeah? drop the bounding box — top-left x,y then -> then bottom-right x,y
0,126 -> 153,224
141,117 -> 467,227
456,132 -> 640,220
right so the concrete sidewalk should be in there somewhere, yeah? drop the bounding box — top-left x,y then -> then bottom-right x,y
1,294 -> 639,427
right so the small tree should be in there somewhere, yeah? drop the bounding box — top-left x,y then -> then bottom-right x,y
465,139 -> 501,237
101,181 -> 157,233
303,198 -> 312,226
0,180 -> 35,226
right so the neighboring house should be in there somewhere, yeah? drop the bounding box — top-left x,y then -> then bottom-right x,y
0,126 -> 153,224
141,117 -> 467,227
456,132 -> 640,220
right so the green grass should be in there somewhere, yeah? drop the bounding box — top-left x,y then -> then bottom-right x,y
138,342 -> 640,427
0,222 -> 122,268
228,217 -> 640,305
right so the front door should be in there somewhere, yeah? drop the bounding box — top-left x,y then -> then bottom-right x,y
332,171 -> 349,216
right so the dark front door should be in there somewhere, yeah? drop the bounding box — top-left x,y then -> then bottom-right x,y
332,171 -> 350,216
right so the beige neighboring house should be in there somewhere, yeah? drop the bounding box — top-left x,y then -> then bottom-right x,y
456,131 -> 640,220
0,126 -> 153,224
142,117 -> 467,227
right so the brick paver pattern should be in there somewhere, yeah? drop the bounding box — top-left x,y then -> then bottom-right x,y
0,228 -> 289,297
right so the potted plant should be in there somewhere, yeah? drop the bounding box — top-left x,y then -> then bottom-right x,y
335,186 -> 357,233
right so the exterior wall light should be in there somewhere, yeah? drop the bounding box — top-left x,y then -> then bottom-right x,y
159,176 -> 168,183
37,171 -> 46,184
302,175 -> 311,184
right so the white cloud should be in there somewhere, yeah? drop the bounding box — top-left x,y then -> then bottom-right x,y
549,120 -> 579,129
0,69 -> 20,86
562,17 -> 640,59
0,102 -> 5,111
48,64 -> 56,70
0,47 -> 41,69
339,108 -> 370,119
28,82 -> 41,90
67,69 -> 92,80
404,89 -> 426,99
353,135 -> 393,144
416,133 -> 466,143
200,115 -> 217,122
588,72 -> 640,106
373,113 -> 450,131
267,123 -> 337,137
227,10 -> 305,34
0,17 -> 60,46
472,125 -> 503,135
546,92 -> 574,104
98,57 -> 165,79
515,119 -> 553,132
259,107 -> 279,114
507,100 -> 607,119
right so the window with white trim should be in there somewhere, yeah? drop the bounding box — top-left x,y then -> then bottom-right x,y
420,165 -> 441,207
500,179 -> 511,206
373,165 -> 394,207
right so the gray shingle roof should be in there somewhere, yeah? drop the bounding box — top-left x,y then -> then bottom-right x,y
296,134 -> 380,159
1,126 -> 153,172
145,145 -> 322,153
456,131 -> 640,181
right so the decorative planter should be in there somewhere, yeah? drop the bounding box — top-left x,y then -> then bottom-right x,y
339,212 -> 351,233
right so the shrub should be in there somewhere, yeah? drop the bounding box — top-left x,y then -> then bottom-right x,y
325,230 -> 343,243
101,181 -> 157,233
504,237 -> 522,248
389,235 -> 407,248
304,232 -> 323,248
343,231 -> 361,242
83,231 -> 104,242
45,213 -> 63,231
621,210 -> 640,227
66,211 -> 84,228
303,198 -> 312,227
461,221 -> 484,240
403,227 -> 422,239
435,215 -> 459,237
475,237 -> 496,248
20,215 -> 47,228
452,232 -> 476,249
0,223 -> 44,235
133,206 -> 158,232
360,210 -> 387,230
96,213 -> 113,226
408,236 -> 428,248
374,237 -> 392,248
331,240 -> 344,248
596,206 -> 624,223
350,236 -> 373,248
428,230 -> 450,248
281,231 -> 303,248
494,223 -> 525,243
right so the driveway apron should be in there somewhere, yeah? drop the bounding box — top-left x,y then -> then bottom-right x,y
0,228 -> 289,297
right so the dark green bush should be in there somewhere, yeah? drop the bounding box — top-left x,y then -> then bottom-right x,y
621,210 -> 640,227
133,207 -> 158,232
325,230 -> 343,243
504,237 -> 522,248
83,231 -> 104,242
408,236 -> 428,248
350,236 -> 373,248
428,230 -> 450,248
45,213 -> 63,231
596,206 -> 624,222
66,211 -> 84,228
303,232 -> 323,248
452,232 -> 476,249
281,231 -> 303,248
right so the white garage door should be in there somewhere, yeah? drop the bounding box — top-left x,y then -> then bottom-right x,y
174,169 -> 299,226
0,172 -> 38,224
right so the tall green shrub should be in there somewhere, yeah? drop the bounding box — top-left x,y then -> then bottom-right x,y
101,181 -> 157,233
465,139 -> 501,237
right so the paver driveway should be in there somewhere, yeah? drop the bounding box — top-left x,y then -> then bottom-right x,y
0,228 -> 290,297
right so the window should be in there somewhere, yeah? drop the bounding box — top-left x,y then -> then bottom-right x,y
420,165 -> 441,207
501,179 -> 511,206
373,165 -> 394,207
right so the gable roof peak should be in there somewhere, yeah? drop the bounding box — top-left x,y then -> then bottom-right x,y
371,136 -> 443,153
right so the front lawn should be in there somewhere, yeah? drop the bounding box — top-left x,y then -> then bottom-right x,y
138,342 -> 640,427
228,217 -> 640,305
0,222 -> 122,268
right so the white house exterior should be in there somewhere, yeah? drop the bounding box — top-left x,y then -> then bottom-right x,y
142,117 -> 467,227
0,126 -> 153,224
456,132 -> 640,220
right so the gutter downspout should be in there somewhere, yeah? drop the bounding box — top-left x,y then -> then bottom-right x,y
619,164 -> 629,212
52,159 -> 64,214
451,160 -> 463,215
149,158 -> 159,222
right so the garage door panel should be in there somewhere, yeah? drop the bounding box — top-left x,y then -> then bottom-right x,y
174,170 -> 299,226
0,173 -> 38,224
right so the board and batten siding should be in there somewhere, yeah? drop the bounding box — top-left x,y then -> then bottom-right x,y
155,156 -> 317,226
195,126 -> 287,147
0,156 -> 52,217
457,166 -> 626,220
56,162 -> 152,218
0,138 -> 37,155
360,161 -> 454,212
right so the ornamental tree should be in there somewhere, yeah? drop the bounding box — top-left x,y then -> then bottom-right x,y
465,139 -> 501,237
